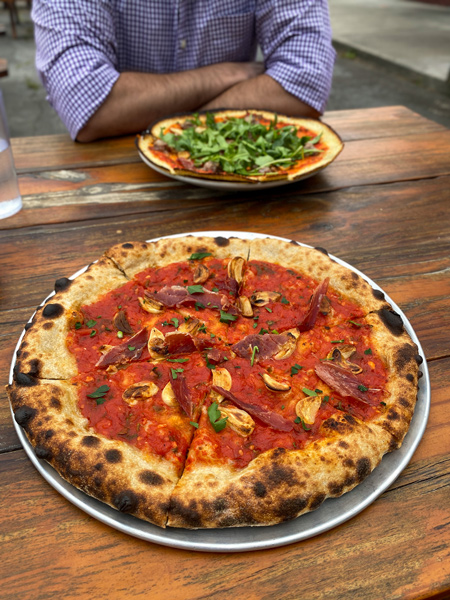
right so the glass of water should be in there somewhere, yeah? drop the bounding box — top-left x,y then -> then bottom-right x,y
0,90 -> 22,219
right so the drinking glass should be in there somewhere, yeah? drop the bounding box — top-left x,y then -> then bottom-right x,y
0,90 -> 22,219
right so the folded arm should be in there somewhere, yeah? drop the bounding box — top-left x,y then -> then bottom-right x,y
77,62 -> 264,142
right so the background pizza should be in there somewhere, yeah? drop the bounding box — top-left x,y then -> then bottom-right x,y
8,236 -> 421,529
137,110 -> 344,183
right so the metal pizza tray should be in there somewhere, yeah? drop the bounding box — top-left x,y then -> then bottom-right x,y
9,231 -> 430,552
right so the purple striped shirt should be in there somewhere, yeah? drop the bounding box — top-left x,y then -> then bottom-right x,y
33,0 -> 336,140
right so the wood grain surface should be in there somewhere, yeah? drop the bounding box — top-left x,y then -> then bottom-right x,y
1,106 -> 449,600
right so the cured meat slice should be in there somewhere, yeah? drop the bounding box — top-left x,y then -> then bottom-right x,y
95,328 -> 148,368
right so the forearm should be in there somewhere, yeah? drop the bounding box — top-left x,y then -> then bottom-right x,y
202,74 -> 321,119
77,63 -> 262,142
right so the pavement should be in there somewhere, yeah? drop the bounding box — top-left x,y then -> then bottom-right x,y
0,0 -> 449,138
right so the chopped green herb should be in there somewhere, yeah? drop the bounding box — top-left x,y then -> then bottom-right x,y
210,333 -> 216,338
265,307 -> 273,313
294,416 -> 301,424
281,296 -> 290,305
195,301 -> 205,310
300,418 -> 311,431
358,384 -> 368,392
315,388 -> 323,394
198,323 -> 207,333
90,330 -> 96,338
171,317 -> 179,328
364,348 -> 373,355
212,287 -> 219,293
258,328 -> 269,335
208,401 -> 228,432
86,319 -> 97,328
189,252 -> 212,260
323,395 -> 330,403
281,405 -> 285,410
88,385 -> 109,400
75,322 -> 82,330
219,310 -> 238,323
167,358 -> 189,363
250,345 -> 259,366
290,364 -> 303,376
349,320 -> 363,328
190,421 -> 199,428
170,367 -> 184,379
187,285 -> 204,294
331,339 -> 345,344
117,331 -> 124,339
253,322 -> 258,329
271,329 -> 279,334
302,387 -> 318,397
127,345 -> 135,351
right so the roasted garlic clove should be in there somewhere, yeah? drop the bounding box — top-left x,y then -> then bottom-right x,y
236,296 -> 254,317
262,373 -> 291,392
327,344 -> 362,374
193,263 -> 210,284
295,395 -> 322,425
138,296 -> 164,314
99,344 -> 113,355
250,291 -> 281,307
273,329 -> 300,360
228,256 -> 246,285
122,381 -> 159,405
178,316 -> 201,336
162,382 -> 178,407
219,401 -> 255,437
211,367 -> 232,402
113,309 -> 134,334
148,327 -> 168,359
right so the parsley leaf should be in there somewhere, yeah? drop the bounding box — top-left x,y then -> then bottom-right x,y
208,401 -> 228,432
87,385 -> 109,403
290,364 -> 303,376
219,310 -> 237,323
187,285 -> 204,294
302,387 -> 318,397
189,252 -> 212,260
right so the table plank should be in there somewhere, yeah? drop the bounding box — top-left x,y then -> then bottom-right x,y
1,356 -> 449,599
10,107 -> 447,175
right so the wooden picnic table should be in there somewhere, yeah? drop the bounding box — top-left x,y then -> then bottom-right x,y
1,105 -> 449,600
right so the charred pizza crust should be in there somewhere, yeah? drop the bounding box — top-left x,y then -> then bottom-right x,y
8,236 -> 421,529
137,110 -> 343,183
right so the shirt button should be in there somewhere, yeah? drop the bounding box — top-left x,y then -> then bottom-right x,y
180,39 -> 187,50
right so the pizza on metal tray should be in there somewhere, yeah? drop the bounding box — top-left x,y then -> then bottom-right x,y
8,236 -> 421,529
137,110 -> 343,183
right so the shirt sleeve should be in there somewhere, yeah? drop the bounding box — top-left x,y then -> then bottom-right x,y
32,0 -> 120,140
256,0 -> 336,114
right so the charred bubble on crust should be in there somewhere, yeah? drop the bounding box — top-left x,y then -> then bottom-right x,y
399,397 -> 411,408
372,288 -> 385,301
309,492 -> 326,511
314,246 -> 329,256
14,405 -> 37,427
276,496 -> 308,520
265,463 -> 296,487
94,462 -> 103,471
122,243 -> 134,249
43,322 -> 54,330
338,441 -> 349,449
418,371 -> 423,378
356,457 -> 371,482
387,408 -> 400,421
213,497 -> 228,512
406,373 -> 415,382
395,344 -> 417,372
35,445 -> 52,460
42,303 -> 64,319
378,308 -> 404,336
50,396 -> 62,411
113,490 -> 139,514
169,498 -> 203,528
271,447 -> 286,460
214,236 -> 230,247
139,470 -> 164,486
24,322 -> 33,331
44,429 -> 54,439
54,277 -> 71,293
105,449 -> 122,463
81,435 -> 100,447
290,239 -> 300,246
253,481 -> 267,498
415,354 -> 424,365
13,369 -> 38,386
